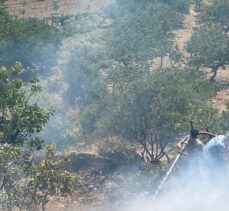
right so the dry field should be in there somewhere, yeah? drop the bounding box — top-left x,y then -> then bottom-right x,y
4,0 -> 114,17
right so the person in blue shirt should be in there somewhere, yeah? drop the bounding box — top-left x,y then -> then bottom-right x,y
203,134 -> 229,168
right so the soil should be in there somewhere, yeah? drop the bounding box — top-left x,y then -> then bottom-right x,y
45,152 -> 154,211
4,0 -> 114,18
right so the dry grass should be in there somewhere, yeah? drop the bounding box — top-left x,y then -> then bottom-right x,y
171,4 -> 198,59
211,67 -> 229,112
4,0 -> 114,18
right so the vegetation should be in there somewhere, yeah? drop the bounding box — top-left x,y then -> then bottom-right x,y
63,0 -> 228,163
1,0 -> 229,208
108,3 -> 180,62
0,8 -> 63,80
80,68 -> 218,163
200,0 -> 229,32
105,0 -> 191,18
0,63 -> 74,210
107,2 -> 182,89
187,0 -> 229,82
64,44 -> 107,106
187,23 -> 229,82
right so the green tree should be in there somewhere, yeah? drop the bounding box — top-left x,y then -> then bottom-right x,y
186,23 -> 229,82
0,8 -> 63,80
0,64 -> 74,210
80,68 -> 218,163
109,3 -> 180,63
200,0 -> 229,32
0,63 -> 53,145
107,3 -> 181,88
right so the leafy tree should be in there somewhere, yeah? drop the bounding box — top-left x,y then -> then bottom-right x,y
109,3 -> 180,62
80,68 -> 218,163
0,62 -> 53,145
200,0 -> 229,32
0,8 -> 63,80
107,3 -> 181,87
186,23 -> 229,82
0,64 -> 75,210
64,45 -> 107,106
168,0 -> 191,13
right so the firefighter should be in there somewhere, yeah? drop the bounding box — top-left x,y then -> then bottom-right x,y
177,129 -> 203,156
203,134 -> 229,168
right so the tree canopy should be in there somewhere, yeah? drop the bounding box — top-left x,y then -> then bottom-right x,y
186,23 -> 229,82
80,68 -> 218,162
108,3 -> 180,63
200,0 -> 229,32
0,63 -> 74,210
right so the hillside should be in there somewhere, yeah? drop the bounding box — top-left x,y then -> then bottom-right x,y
3,0 -> 229,111
0,0 -> 229,210
4,0 -> 114,17
171,3 -> 229,112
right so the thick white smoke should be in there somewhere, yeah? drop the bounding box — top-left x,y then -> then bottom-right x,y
118,159 -> 229,211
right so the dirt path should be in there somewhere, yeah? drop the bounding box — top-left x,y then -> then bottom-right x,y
171,4 -> 198,61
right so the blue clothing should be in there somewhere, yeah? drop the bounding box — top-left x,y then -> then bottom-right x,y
203,135 -> 226,167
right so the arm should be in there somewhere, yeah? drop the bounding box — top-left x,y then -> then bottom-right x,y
176,136 -> 189,150
198,131 -> 216,138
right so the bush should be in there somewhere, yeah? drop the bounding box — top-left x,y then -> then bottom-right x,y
0,8 -> 63,80
170,0 -> 191,13
0,64 -> 75,210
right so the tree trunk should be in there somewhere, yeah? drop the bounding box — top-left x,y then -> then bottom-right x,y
41,195 -> 47,211
210,64 -> 220,83
160,56 -> 163,68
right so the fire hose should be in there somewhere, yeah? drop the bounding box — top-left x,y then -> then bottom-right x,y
152,135 -> 189,200
152,130 -> 215,200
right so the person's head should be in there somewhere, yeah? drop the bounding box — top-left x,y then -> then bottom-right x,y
190,129 -> 199,139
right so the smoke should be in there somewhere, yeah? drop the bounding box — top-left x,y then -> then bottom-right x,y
114,159 -> 229,211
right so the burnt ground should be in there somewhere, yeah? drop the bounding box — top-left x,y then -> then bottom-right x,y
46,152 -> 161,211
